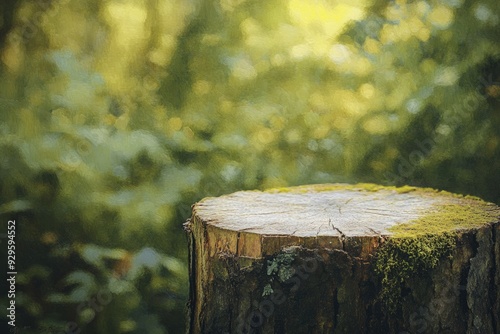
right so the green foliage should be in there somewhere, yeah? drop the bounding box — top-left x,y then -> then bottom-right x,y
374,233 -> 456,313
11,243 -> 186,333
0,0 -> 499,331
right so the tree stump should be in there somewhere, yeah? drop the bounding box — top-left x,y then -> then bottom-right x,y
184,184 -> 500,334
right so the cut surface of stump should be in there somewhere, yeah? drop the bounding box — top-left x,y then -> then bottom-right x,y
185,184 -> 500,334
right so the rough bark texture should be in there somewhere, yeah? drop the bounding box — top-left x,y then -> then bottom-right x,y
184,184 -> 500,334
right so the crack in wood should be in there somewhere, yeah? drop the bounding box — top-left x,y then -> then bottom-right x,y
329,218 -> 346,242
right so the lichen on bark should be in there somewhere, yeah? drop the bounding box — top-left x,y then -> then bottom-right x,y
262,248 -> 297,296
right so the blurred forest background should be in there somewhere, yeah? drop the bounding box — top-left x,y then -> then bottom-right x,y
0,0 -> 499,332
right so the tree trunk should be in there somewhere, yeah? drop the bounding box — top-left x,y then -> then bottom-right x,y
184,184 -> 500,333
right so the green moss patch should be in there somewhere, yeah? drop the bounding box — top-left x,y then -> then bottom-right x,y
374,233 -> 456,313
389,200 -> 499,237
377,195 -> 498,313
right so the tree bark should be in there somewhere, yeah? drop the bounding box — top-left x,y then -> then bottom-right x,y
184,184 -> 500,333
